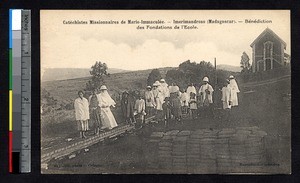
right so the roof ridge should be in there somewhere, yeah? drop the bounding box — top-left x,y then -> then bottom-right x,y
250,28 -> 287,49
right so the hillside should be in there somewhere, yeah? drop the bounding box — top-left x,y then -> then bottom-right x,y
41,68 -> 130,82
217,64 -> 241,72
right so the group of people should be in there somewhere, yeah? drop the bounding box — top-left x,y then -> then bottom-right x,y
120,91 -> 147,127
74,75 -> 240,137
74,85 -> 118,138
141,75 -> 240,127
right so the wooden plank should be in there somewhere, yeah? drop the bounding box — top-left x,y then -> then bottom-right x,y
41,124 -> 134,165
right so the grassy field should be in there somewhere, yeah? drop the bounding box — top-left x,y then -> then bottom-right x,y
41,67 -> 172,102
41,68 -> 291,174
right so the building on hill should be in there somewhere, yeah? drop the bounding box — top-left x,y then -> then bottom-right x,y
250,28 -> 287,73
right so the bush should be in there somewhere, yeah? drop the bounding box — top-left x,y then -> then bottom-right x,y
147,69 -> 162,86
85,61 -> 109,91
166,60 -> 233,90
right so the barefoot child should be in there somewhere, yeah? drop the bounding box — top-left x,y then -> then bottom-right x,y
162,97 -> 172,129
89,88 -> 102,135
189,92 -> 198,119
134,95 -> 146,128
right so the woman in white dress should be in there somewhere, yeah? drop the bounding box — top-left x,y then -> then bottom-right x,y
97,85 -> 118,129
228,75 -> 240,107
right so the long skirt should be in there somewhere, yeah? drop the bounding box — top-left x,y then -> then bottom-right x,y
231,92 -> 239,106
90,108 -> 102,129
100,107 -> 118,129
172,107 -> 182,118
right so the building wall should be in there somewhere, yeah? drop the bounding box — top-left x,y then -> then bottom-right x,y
252,32 -> 284,72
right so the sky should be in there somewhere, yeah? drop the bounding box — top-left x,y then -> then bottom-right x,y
41,10 -> 290,71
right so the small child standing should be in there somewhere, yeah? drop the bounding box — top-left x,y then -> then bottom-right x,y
162,97 -> 172,129
189,92 -> 198,119
134,95 -> 146,129
180,89 -> 189,115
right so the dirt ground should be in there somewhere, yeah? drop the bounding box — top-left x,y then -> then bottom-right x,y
43,108 -> 290,174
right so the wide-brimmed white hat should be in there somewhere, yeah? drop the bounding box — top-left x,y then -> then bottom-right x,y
100,85 -> 108,90
153,81 -> 161,86
203,77 -> 209,82
160,79 -> 166,82
229,75 -> 234,79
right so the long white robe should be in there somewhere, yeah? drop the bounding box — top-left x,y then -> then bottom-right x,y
74,97 -> 89,121
152,88 -> 164,111
98,91 -> 118,129
199,84 -> 214,105
222,86 -> 232,109
160,83 -> 170,98
229,79 -> 240,106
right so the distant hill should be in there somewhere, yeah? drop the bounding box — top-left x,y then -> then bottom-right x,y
217,64 -> 241,72
42,68 -> 130,81
41,65 -> 240,81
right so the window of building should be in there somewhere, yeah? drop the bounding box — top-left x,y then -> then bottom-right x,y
264,41 -> 273,70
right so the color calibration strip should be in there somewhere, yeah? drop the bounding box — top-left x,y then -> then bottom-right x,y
9,9 -> 31,173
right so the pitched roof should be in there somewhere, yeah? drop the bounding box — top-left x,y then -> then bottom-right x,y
250,28 -> 286,49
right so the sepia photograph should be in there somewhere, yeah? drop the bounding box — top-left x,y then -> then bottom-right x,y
40,10 -> 291,174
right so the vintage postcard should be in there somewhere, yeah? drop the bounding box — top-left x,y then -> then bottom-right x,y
40,10 -> 291,174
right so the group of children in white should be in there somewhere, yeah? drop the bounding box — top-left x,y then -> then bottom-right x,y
74,75 -> 240,138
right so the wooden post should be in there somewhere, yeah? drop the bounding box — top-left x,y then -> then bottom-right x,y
214,58 -> 217,86
214,58 -> 217,102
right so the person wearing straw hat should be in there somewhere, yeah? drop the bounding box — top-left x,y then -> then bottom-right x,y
97,85 -> 118,129
198,76 -> 214,118
228,75 -> 240,107
145,86 -> 155,116
74,90 -> 90,138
